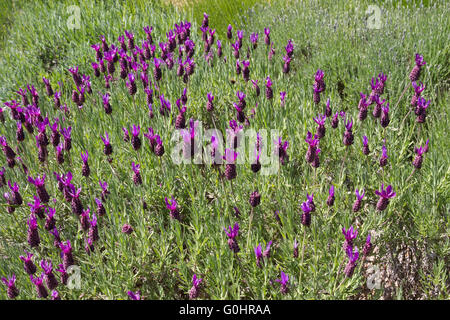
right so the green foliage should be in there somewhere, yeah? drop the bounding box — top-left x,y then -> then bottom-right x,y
0,0 -> 448,300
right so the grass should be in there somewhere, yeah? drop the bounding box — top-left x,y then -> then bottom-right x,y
0,0 -> 449,300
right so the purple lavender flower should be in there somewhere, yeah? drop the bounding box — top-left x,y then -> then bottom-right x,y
416,97 -> 430,123
411,81 -> 426,107
1,275 -> 19,299
132,162 -> 142,185
300,202 -> 312,227
223,149 -> 238,180
206,92 -> 215,112
61,127 -> 72,151
224,222 -> 240,253
358,93 -> 370,121
16,121 -> 24,142
8,180 -> 22,205
69,187 -> 83,215
250,32 -> 258,49
363,234 -> 373,257
227,24 -> 233,40
275,271 -> 289,295
101,93 -> 112,114
413,143 -> 427,169
372,95 -> 384,118
189,274 -> 203,300
154,135 -> 165,157
27,214 -> 40,248
264,27 -> 270,46
30,274 -> 48,298
375,184 -> 396,211
121,224 -> 134,235
380,102 -> 390,128
362,136 -> 370,155
342,225 -> 358,252
265,76 -> 273,100
217,40 -> 223,58
343,118 -> 354,146
254,244 -> 263,268
44,207 -> 56,231
26,174 -> 48,204
0,136 -> 16,160
293,239 -> 299,258
51,290 -> 60,300
80,208 -> 91,231
285,39 -> 294,58
68,66 -> 82,87
80,150 -> 90,177
249,190 -> 261,207
409,53 -> 426,82
165,197 -> 180,220
19,251 -> 37,275
59,241 -> 74,269
282,55 -> 291,74
313,114 -> 327,139
56,264 -> 68,285
353,189 -> 365,212
327,185 -> 335,206
242,60 -> 250,82
100,132 -> 113,156
95,197 -> 106,216
89,213 -> 99,242
305,131 -> 319,163
49,227 -> 61,247
127,290 -> 141,300
344,246 -> 359,277
41,260 -> 58,290
236,30 -> 243,48
130,125 -> 141,150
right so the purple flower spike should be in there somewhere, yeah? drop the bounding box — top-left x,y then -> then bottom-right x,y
27,214 -> 40,248
30,273 -> 48,299
353,189 -> 365,212
264,27 -> 270,45
254,244 -> 263,268
379,143 -> 388,167
362,135 -> 370,155
224,222 -> 240,253
363,234 -> 373,257
59,240 -> 74,270
375,184 -> 396,211
189,274 -> 203,300
413,141 -> 428,169
1,274 -> 19,299
410,54 -> 426,81
20,251 -> 37,275
275,271 -> 289,295
40,260 -> 58,290
100,132 -> 113,156
344,246 -> 359,277
128,290 -> 141,300
300,201 -> 312,227
327,185 -> 335,206
165,197 -> 180,220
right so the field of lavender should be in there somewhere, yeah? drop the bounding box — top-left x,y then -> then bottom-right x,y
0,0 -> 449,300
